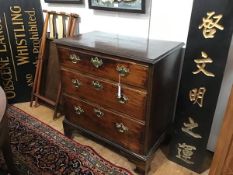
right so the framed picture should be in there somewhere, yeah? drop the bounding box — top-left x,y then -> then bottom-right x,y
45,0 -> 82,4
88,0 -> 145,13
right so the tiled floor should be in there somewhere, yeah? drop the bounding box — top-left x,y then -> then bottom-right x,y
14,102 -> 210,175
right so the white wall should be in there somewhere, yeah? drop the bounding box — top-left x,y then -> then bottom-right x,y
149,0 -> 193,42
41,0 -> 193,42
207,38 -> 233,151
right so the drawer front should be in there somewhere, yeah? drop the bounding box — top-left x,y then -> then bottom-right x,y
63,95 -> 145,154
61,69 -> 147,121
57,46 -> 149,89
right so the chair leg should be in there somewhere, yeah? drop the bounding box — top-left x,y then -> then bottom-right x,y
2,136 -> 18,175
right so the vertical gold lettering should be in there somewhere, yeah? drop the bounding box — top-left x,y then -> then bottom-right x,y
193,51 -> 215,77
199,11 -> 224,38
181,117 -> 202,138
176,143 -> 196,164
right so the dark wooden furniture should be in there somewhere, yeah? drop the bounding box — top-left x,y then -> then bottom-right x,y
0,87 -> 17,175
209,85 -> 233,175
55,31 -> 184,174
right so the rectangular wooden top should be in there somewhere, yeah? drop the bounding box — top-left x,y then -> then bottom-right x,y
55,31 -> 184,64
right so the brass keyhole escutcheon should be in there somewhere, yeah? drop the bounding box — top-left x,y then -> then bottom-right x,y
116,94 -> 128,104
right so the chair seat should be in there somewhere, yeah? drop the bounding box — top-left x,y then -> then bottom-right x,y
0,87 -> 18,175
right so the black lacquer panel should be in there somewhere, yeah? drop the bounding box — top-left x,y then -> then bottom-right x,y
169,0 -> 233,173
0,0 -> 43,103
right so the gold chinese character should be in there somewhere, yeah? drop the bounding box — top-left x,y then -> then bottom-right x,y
182,117 -> 202,139
199,11 -> 224,38
193,51 -> 215,77
176,143 -> 196,164
189,87 -> 206,107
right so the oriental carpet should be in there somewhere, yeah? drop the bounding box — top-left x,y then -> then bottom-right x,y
0,106 -> 133,175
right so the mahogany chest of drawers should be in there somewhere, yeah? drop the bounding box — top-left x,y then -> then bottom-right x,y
55,31 -> 184,174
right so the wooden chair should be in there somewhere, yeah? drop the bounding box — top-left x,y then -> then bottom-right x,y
0,87 -> 18,175
30,10 -> 79,119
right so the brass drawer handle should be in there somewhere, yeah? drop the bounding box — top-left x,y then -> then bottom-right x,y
117,94 -> 128,104
74,106 -> 84,115
91,57 -> 103,68
116,65 -> 129,76
115,123 -> 128,133
72,79 -> 81,88
92,81 -> 103,90
69,54 -> 80,64
94,108 -> 104,118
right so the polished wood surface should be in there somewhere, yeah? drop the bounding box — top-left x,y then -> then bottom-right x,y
55,31 -> 184,64
209,85 -> 233,175
55,31 -> 184,174
63,95 -> 145,154
61,68 -> 147,121
146,49 -> 184,151
57,46 -> 149,88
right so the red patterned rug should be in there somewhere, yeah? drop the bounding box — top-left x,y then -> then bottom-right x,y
0,106 -> 133,175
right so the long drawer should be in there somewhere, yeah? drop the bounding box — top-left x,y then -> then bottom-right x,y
57,46 -> 149,89
63,95 -> 145,154
61,68 -> 147,121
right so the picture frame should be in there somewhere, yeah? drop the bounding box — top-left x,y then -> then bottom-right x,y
45,0 -> 82,4
88,0 -> 145,13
